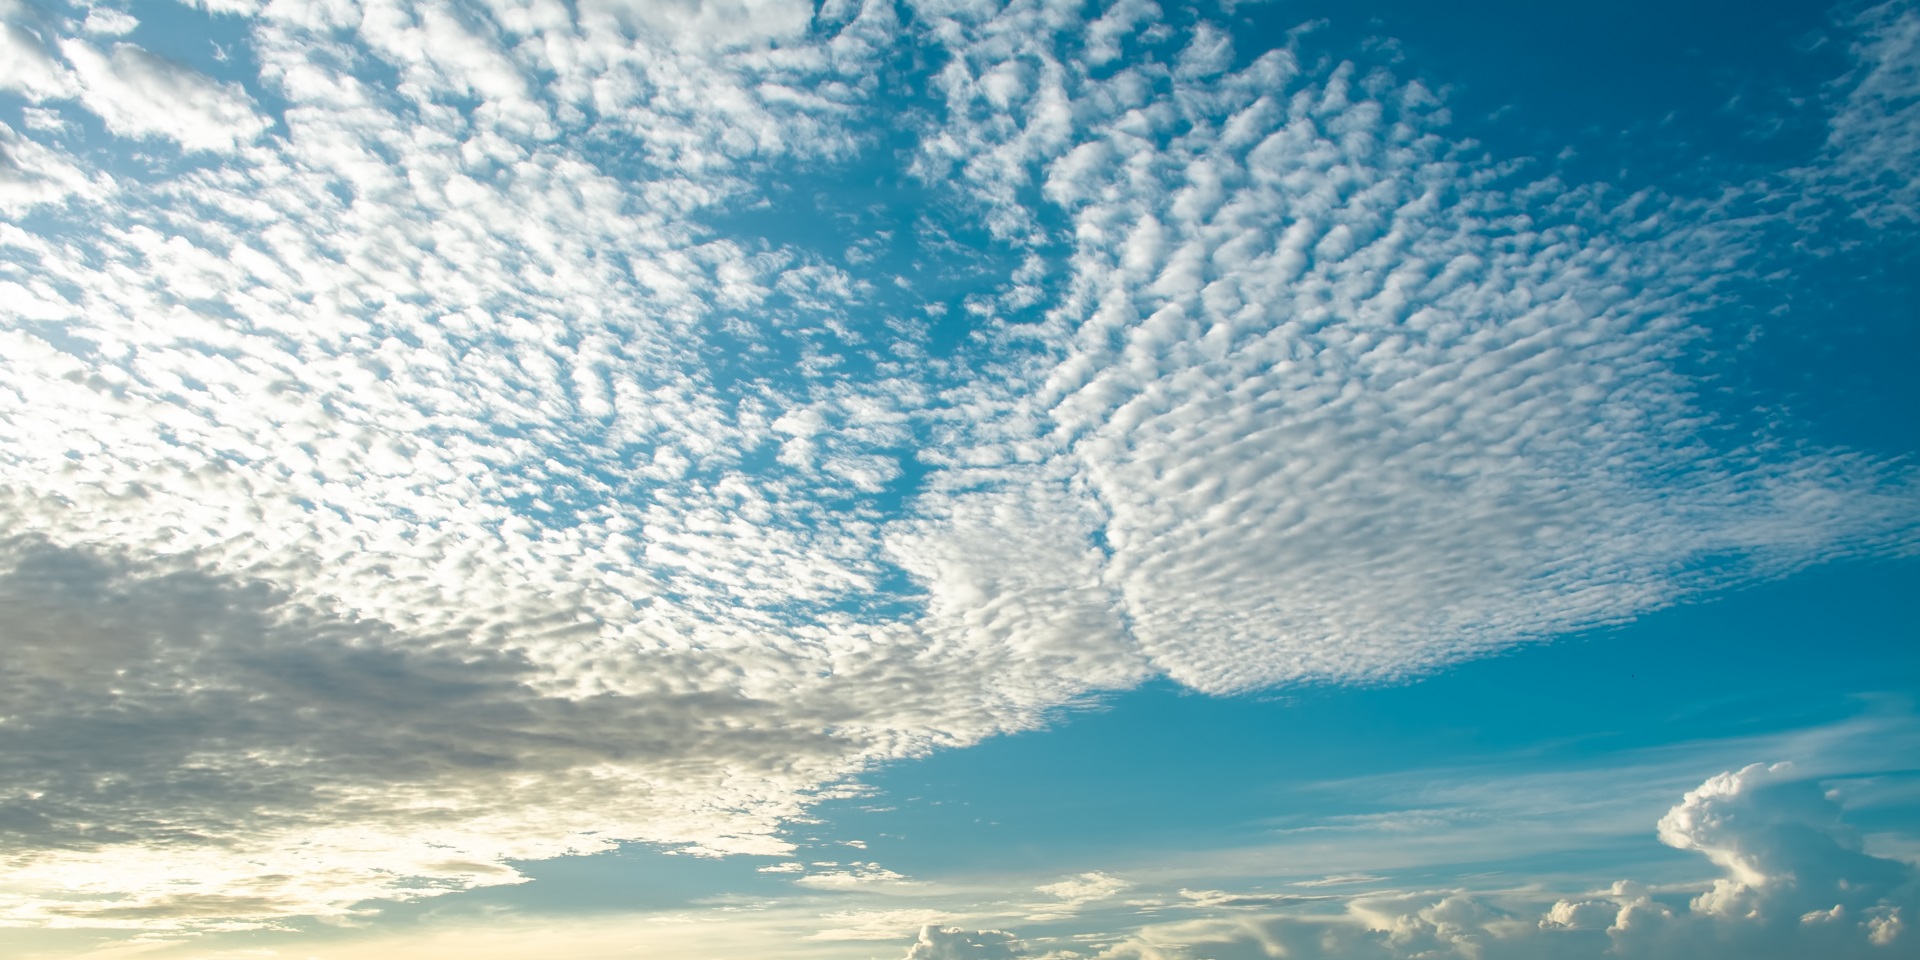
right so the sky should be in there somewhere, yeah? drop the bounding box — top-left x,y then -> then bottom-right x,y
0,0 -> 1917,958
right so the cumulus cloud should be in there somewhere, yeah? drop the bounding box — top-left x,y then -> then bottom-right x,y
0,0 -> 1915,937
1657,763 -> 1916,930
905,925 -> 1024,960
969,765 -> 1918,960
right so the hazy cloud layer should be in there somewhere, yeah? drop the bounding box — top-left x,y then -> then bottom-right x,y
0,0 -> 1916,932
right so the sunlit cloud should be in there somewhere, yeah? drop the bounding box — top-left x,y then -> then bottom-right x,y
0,0 -> 1915,949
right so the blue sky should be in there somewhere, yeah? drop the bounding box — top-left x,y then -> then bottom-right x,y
0,1 -> 1917,958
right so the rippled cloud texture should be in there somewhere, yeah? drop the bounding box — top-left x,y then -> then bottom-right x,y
0,0 -> 1917,947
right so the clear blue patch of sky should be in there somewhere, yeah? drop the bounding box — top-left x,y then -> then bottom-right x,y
1227,0 -> 1848,189
1704,228 -> 1920,463
805,553 -> 1920,876
116,0 -> 262,92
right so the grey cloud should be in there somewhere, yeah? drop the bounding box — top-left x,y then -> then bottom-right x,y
0,535 -> 1072,925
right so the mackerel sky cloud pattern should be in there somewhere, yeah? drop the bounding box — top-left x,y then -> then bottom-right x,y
0,0 -> 1917,945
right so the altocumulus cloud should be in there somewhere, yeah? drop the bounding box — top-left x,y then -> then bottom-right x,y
0,0 -> 1917,933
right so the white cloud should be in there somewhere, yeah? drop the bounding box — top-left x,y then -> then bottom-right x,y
1038,872 -> 1130,904
1031,872 -> 1131,918
1658,762 -> 1916,928
1296,875 -> 1388,888
808,909 -> 959,941
59,38 -> 269,151
794,862 -> 915,889
0,19 -> 75,100
81,7 -> 138,36
905,925 -> 1024,960
899,0 -> 1920,693
186,0 -> 264,14
964,764 -> 1920,960
581,0 -> 816,49
0,119 -> 102,213
0,0 -> 1915,939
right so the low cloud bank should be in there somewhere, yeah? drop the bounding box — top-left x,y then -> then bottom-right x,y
911,763 -> 1917,959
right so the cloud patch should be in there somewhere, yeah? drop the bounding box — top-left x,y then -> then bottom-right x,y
905,925 -> 1025,960
58,38 -> 268,151
931,765 -> 1918,960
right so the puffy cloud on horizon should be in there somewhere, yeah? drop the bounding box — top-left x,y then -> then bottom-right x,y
922,764 -> 1917,960
1656,763 -> 1916,931
0,0 -> 1917,935
906,925 -> 1025,960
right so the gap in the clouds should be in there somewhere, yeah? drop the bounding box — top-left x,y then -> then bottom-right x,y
691,103 -> 1053,387
1227,0 -> 1851,194
801,553 -> 1920,877
115,1 -> 263,94
1691,229 -> 1920,464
